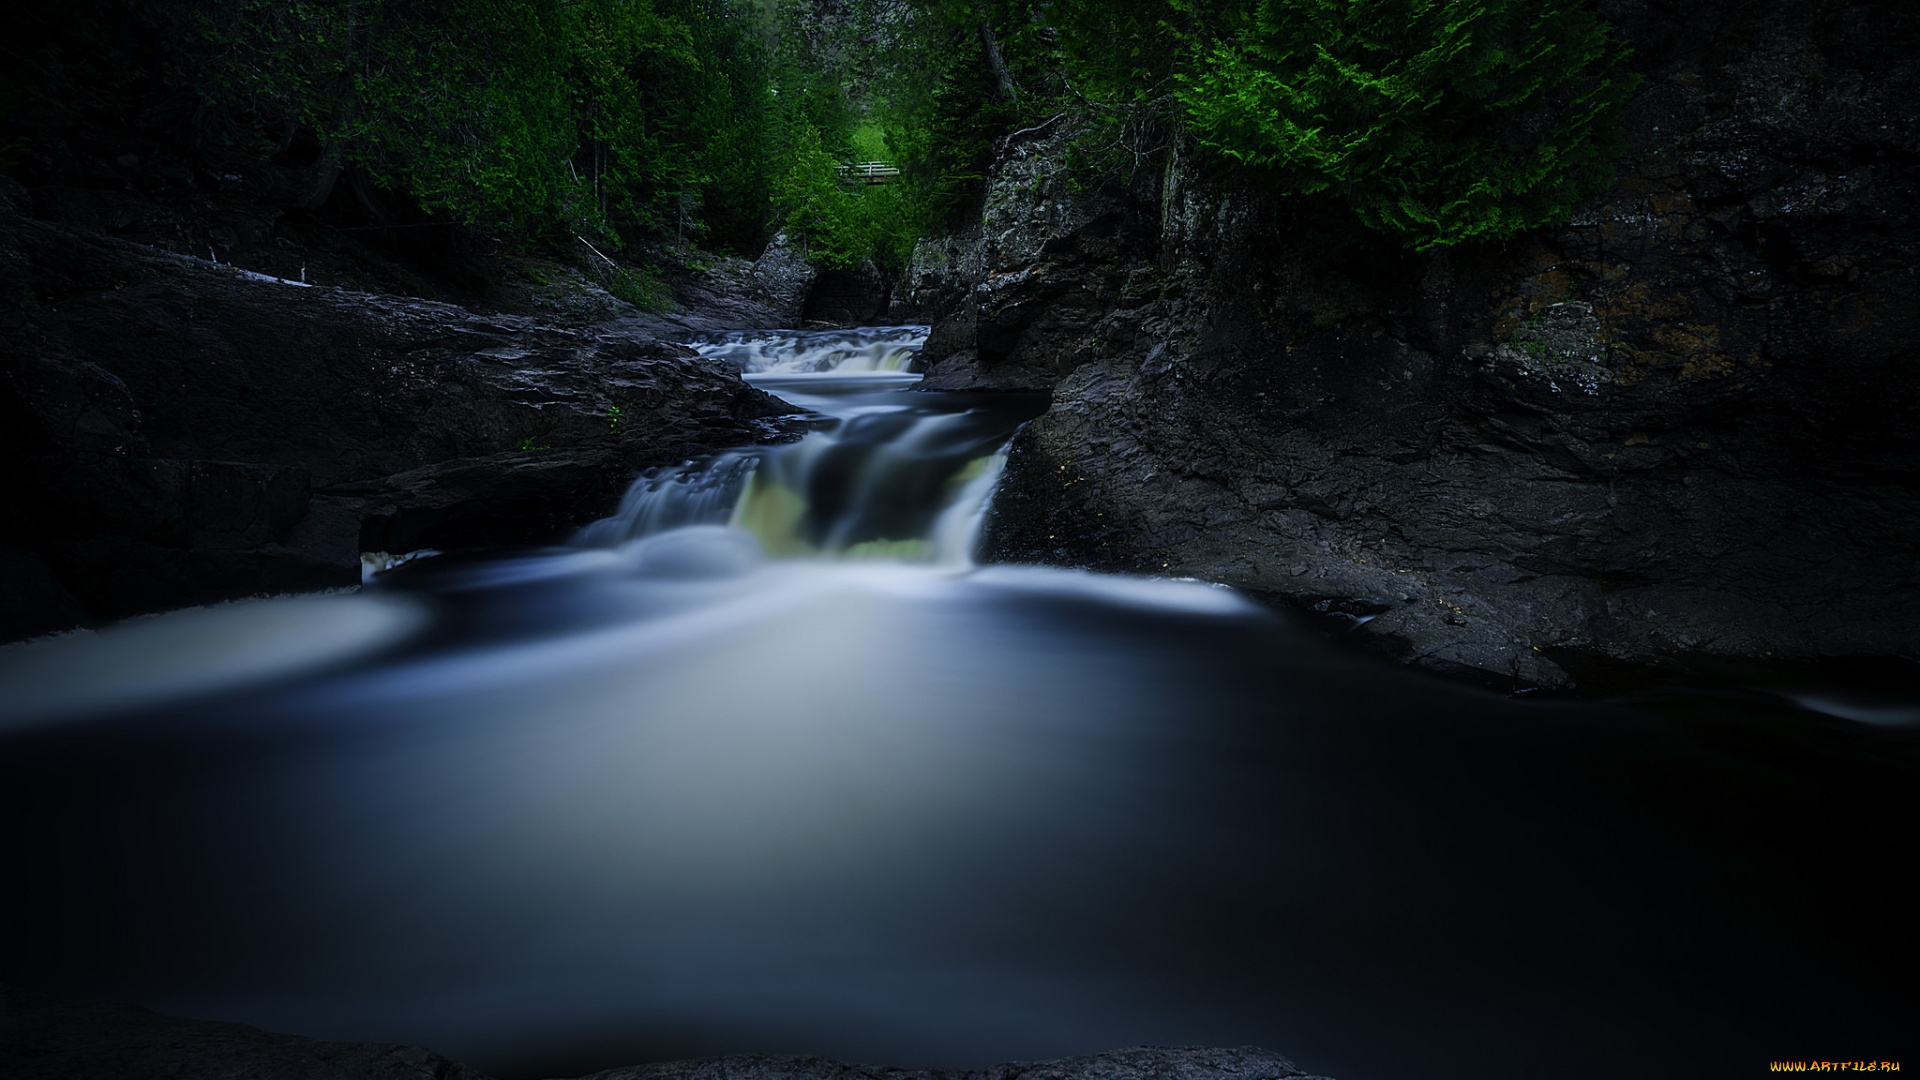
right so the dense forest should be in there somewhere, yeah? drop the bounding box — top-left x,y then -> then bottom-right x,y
3,0 -> 1638,278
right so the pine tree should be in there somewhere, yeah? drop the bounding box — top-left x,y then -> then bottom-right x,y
1175,0 -> 1638,248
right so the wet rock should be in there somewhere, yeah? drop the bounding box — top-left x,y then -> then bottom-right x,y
948,0 -> 1920,688
0,987 -> 1336,1080
586,1047 -> 1332,1080
619,244 -> 819,338
746,230 -> 819,326
908,129 -> 1155,392
803,263 -> 892,325
0,546 -> 87,643
343,450 -> 653,558
0,986 -> 495,1080
0,207 -> 800,640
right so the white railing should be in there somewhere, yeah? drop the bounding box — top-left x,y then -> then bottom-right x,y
836,161 -> 900,184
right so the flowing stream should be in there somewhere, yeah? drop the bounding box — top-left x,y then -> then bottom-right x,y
577,326 -> 1021,563
0,328 -> 1914,1080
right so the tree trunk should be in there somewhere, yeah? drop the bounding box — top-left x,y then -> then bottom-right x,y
289,151 -> 340,211
976,16 -> 1019,105
346,167 -> 395,226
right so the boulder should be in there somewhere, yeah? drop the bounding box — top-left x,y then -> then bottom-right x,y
747,231 -> 819,327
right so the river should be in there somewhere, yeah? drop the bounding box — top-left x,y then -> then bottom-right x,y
1,327 -> 1914,1080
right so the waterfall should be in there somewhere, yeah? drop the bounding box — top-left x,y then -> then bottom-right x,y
688,324 -> 928,375
930,449 -> 1008,567
574,452 -> 760,548
579,327 -> 1025,565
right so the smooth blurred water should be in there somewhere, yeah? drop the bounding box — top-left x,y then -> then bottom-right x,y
0,331 -> 1915,1080
688,324 -> 927,378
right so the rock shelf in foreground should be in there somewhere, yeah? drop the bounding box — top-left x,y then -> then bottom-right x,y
0,199 -> 803,642
0,988 -> 1333,1080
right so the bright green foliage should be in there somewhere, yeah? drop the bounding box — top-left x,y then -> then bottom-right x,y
772,125 -> 870,267
745,0 -> 926,271
685,4 -> 776,252
770,125 -> 916,269
859,0 -> 1635,249
1041,0 -> 1183,105
849,122 -> 890,161
882,58 -> 1013,233
1174,0 -> 1638,248
849,0 -> 1022,238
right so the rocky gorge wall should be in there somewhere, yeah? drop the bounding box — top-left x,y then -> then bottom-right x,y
900,0 -> 1920,689
0,194 -> 820,642
0,987 -> 1333,1080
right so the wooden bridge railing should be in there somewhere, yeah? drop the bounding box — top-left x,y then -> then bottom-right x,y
836,161 -> 900,184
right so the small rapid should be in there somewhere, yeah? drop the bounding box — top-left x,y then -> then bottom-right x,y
579,326 -> 1033,565
690,324 -> 927,377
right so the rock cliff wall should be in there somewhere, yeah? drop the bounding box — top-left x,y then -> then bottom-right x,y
0,201 -> 798,642
908,0 -> 1920,687
0,986 -> 1333,1080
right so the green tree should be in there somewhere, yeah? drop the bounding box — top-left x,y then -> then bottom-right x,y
770,124 -> 915,269
1174,0 -> 1638,248
858,0 -> 1635,249
851,0 -> 1025,237
772,124 -> 865,266
157,0 -> 778,248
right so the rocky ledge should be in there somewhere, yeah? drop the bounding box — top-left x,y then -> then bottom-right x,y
589,1047 -> 1330,1080
0,988 -> 1331,1080
902,0 -> 1920,690
0,199 -> 808,642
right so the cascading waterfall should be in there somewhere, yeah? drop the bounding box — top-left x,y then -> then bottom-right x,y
574,452 -> 762,548
578,326 -> 1025,565
689,324 -> 928,375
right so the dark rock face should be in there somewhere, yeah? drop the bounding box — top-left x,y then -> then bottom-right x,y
744,231 -> 821,327
584,1048 -> 1330,1080
901,156 -> 1154,392
925,0 -> 1920,687
0,203 -> 797,642
623,245 -> 818,339
0,986 -> 496,1080
802,265 -> 892,326
0,987 -> 1333,1080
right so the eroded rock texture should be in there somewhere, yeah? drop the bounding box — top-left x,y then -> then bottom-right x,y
0,201 -> 797,641
910,0 -> 1920,687
0,987 -> 1333,1080
0,986 -> 495,1080
584,1048 -> 1330,1080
